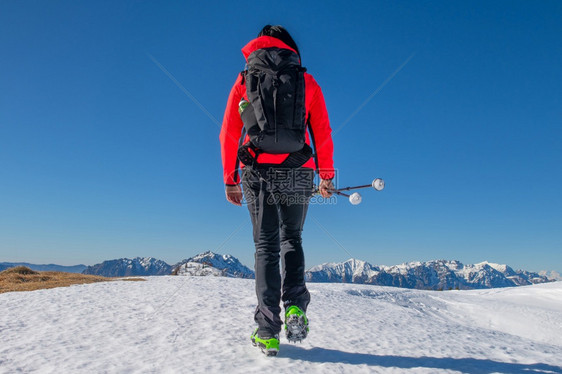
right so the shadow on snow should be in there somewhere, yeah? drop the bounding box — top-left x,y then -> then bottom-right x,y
281,346 -> 562,374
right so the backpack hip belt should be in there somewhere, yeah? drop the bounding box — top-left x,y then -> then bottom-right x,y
238,143 -> 313,169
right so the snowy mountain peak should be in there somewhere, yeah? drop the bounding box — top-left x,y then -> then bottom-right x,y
474,261 -> 511,273
172,252 -> 254,279
189,251 -> 237,264
539,270 -> 562,281
306,258 -> 380,284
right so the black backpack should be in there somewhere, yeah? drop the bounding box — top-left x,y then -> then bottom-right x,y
238,47 -> 312,167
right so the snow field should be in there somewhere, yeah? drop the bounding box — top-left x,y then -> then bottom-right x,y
0,277 -> 561,373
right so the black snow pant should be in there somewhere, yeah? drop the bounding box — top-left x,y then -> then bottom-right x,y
242,166 -> 313,336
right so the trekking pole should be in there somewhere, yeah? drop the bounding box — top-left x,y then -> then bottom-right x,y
315,178 -> 384,206
314,188 -> 362,205
331,178 -> 385,193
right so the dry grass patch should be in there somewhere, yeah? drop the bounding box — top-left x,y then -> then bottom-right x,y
0,266 -> 124,294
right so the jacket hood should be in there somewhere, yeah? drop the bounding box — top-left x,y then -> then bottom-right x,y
241,36 -> 299,61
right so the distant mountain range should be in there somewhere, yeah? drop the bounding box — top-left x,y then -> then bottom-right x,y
0,262 -> 87,273
82,257 -> 172,277
2,254 -> 556,290
77,252 -> 254,279
306,259 -> 552,290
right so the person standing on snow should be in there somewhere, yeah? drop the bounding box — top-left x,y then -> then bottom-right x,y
219,25 -> 335,356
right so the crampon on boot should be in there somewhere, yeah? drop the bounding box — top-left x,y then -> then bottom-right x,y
251,328 -> 279,356
284,305 -> 309,343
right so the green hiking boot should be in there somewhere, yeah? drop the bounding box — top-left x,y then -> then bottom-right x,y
251,328 -> 279,356
284,305 -> 309,343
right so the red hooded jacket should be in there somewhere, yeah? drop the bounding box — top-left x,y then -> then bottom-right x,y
220,36 -> 335,185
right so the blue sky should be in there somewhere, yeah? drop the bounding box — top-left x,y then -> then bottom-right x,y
1,1 -> 560,273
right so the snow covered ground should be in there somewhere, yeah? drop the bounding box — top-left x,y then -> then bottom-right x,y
0,277 -> 561,374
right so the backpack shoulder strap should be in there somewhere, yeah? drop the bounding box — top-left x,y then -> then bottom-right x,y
307,117 -> 320,172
